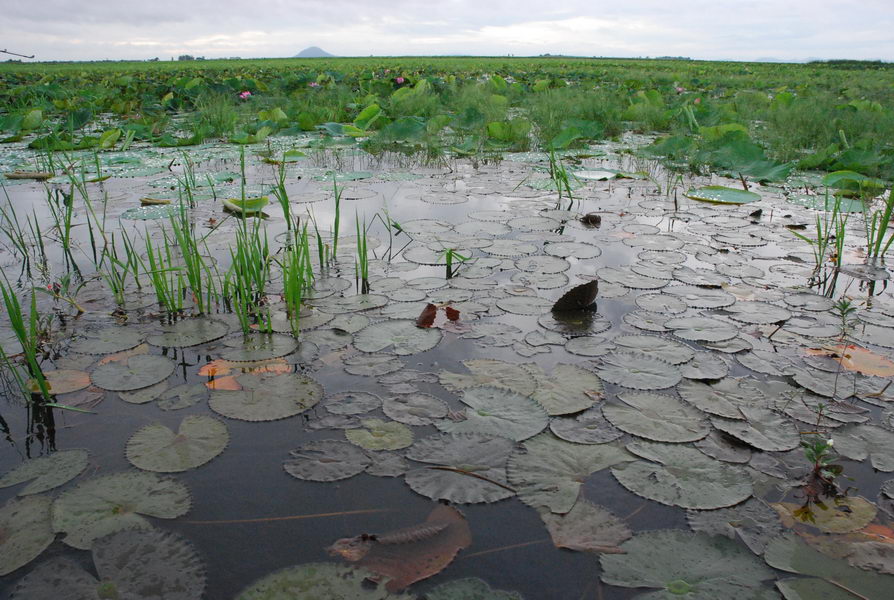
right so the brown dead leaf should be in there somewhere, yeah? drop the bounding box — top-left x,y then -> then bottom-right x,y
327,504 -> 471,592
39,369 -> 91,395
197,358 -> 290,378
415,303 -> 438,328
805,344 -> 894,377
204,375 -> 241,391
98,343 -> 149,365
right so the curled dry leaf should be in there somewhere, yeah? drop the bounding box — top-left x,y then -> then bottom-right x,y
327,504 -> 471,592
805,344 -> 894,377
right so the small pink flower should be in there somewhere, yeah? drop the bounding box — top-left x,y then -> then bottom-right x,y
384,69 -> 391,74
239,90 -> 252,99
395,76 -> 405,84
308,82 -> 319,88
46,284 -> 54,290
675,86 -> 685,93
694,97 -> 701,105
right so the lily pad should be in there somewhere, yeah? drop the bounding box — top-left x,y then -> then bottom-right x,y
596,352 -> 681,390
0,449 -> 89,495
346,419 -> 414,451
681,352 -> 730,380
283,440 -> 372,482
325,391 -> 382,415
91,355 -> 175,391
524,363 -> 603,415
52,471 -> 191,549
540,499 -> 632,553
354,320 -> 442,355
507,434 -> 634,513
11,528 -> 207,600
344,353 -> 404,376
613,335 -> 694,365
236,562 -> 410,600
603,392 -> 710,443
404,433 -> 516,504
146,317 -> 229,347
600,530 -> 774,598
157,383 -> 207,410
436,386 -> 548,441
209,373 -> 323,421
382,393 -> 448,426
120,205 -> 178,220
665,316 -> 738,342
687,497 -> 784,554
710,407 -> 800,451
126,415 -> 229,472
549,407 -> 624,445
678,377 -> 766,419
0,495 -> 54,576
611,441 -> 753,509
425,578 -> 523,600
686,185 -> 761,204
831,424 -> 894,472
220,334 -> 298,362
440,360 -> 537,396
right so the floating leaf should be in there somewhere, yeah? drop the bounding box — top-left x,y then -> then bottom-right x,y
328,505 -> 471,592
157,383 -> 207,410
524,363 -> 603,415
220,333 -> 298,362
283,440 -> 371,482
325,391 -> 382,415
52,471 -> 191,549
495,295 -> 554,315
678,377 -> 765,419
425,578 -> 523,600
540,499 -> 631,553
346,419 -> 414,451
383,393 -> 448,426
209,373 -> 323,421
613,335 -> 694,365
354,319 -> 442,355
0,495 -> 53,576
508,434 -> 634,514
549,407 -> 623,445
681,351 -> 730,380
126,416 -> 229,472
665,316 -> 738,342
146,317 -> 229,347
222,196 -> 269,215
687,497 -> 784,554
710,407 -> 800,451
685,185 -> 761,204
600,530 -> 774,598
435,386 -> 548,442
404,433 -> 515,504
829,424 -> 894,472
90,354 -> 174,391
0,449 -> 89,496
344,353 -> 404,376
772,497 -> 877,534
439,360 -> 537,396
805,344 -> 894,377
612,441 -> 752,509
236,562 -> 411,599
11,528 -> 206,599
603,392 -> 710,443
551,281 -> 598,311
596,352 -> 681,390
40,369 -> 90,395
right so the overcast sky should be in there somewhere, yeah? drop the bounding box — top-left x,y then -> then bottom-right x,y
3,0 -> 892,62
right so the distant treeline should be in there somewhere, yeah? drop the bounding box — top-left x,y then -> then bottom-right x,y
809,59 -> 893,70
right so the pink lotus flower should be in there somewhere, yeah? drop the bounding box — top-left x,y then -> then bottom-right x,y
675,86 -> 685,93
395,76 -> 405,84
308,82 -> 320,88
694,97 -> 701,105
239,90 -> 252,99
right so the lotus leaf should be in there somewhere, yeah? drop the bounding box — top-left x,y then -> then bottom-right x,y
686,185 -> 761,204
346,419 -> 414,451
665,316 -> 738,342
236,562 -> 411,599
603,392 -> 710,443
325,391 -> 382,415
0,495 -> 54,576
439,360 -> 537,396
209,373 -> 323,421
830,424 -> 894,472
126,415 -> 229,472
710,407 -> 800,451
146,317 -> 229,347
613,335 -> 694,365
91,354 -> 175,391
540,499 -> 631,553
524,363 -> 603,415
549,407 -> 623,444
436,386 -> 548,441
678,378 -> 766,419
0,449 -> 88,495
596,352 -> 681,390
220,333 -> 298,362
687,498 -> 784,554
383,393 -> 448,426
354,319 -> 442,355
283,440 -> 372,482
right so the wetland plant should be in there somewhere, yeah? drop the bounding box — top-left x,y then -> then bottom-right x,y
439,248 -> 470,279
279,222 -> 314,336
0,277 -> 51,401
355,211 -> 370,294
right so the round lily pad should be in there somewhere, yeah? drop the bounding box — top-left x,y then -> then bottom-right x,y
283,440 -> 372,482
440,360 -> 537,396
564,335 -> 614,357
613,335 -> 694,365
236,562 -> 406,600
42,369 -> 91,395
0,449 -> 89,496
678,378 -> 766,419
540,498 -> 632,553
404,433 -> 516,504
603,392 -> 710,443
539,311 -> 611,336
147,317 -> 229,347
157,383 -> 207,410
0,495 -> 54,576
354,320 -> 442,356
425,578 -> 523,600
52,471 -> 191,549
724,301 -> 792,324
515,255 -> 570,274
665,285 -> 736,309
343,353 -> 404,376
12,527 -> 207,600
508,434 -> 634,513
524,363 -> 603,416
687,497 -> 784,555
495,295 -> 553,315
220,334 -> 298,362
91,355 -> 175,392
611,441 -> 753,509
209,373 -> 323,421
596,352 -> 681,390
345,419 -> 414,451
325,391 -> 382,415
126,415 -> 229,472
382,393 -> 448,426
680,352 -> 730,380
600,530 -> 774,598
710,407 -> 800,451
549,407 -> 624,445
544,241 -> 602,259
436,386 -> 548,442
665,317 -> 738,342
120,205 -> 178,220
686,186 -> 761,204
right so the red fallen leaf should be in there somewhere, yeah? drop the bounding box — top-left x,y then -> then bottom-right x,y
444,306 -> 460,321
204,375 -> 241,391
415,303 -> 438,328
197,358 -> 290,378
327,504 -> 472,592
98,343 -> 149,365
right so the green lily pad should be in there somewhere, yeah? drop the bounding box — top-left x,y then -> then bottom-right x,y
344,353 -> 404,376
440,360 -> 537,396
346,419 -> 414,451
832,424 -> 894,472
353,319 -> 442,356
222,196 -> 269,215
91,355 -> 175,391
404,433 -> 516,504
435,386 -> 548,442
126,415 -> 229,472
425,578 -> 523,599
681,352 -> 730,380
507,434 -> 634,514
146,317 -> 229,347
236,562 -> 410,600
611,441 -> 753,509
70,328 -> 144,354
118,380 -> 168,405
283,440 -> 372,482
0,495 -> 54,576
596,352 -> 681,390
120,205 -> 179,220
600,530 -> 775,598
157,383 -> 207,410
678,378 -> 766,419
765,533 -> 894,600
524,363 -> 603,416
687,497 -> 784,555
0,449 -> 89,495
685,185 -> 761,204
613,335 -> 694,365
549,407 -> 624,445
382,393 -> 448,426
220,334 -> 298,362
603,392 -> 710,443
52,471 -> 191,549
11,528 -> 206,600
665,317 -> 738,342
710,407 -> 800,451
209,373 -> 323,422
324,391 -> 382,415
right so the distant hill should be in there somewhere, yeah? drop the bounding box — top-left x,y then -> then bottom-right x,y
295,47 -> 334,58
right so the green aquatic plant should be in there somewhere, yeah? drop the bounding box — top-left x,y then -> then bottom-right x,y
439,248 -> 470,279
0,279 -> 51,401
354,211 -> 370,294
278,222 -> 314,336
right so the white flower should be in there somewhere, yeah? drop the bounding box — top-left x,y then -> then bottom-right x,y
827,438 -> 834,447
